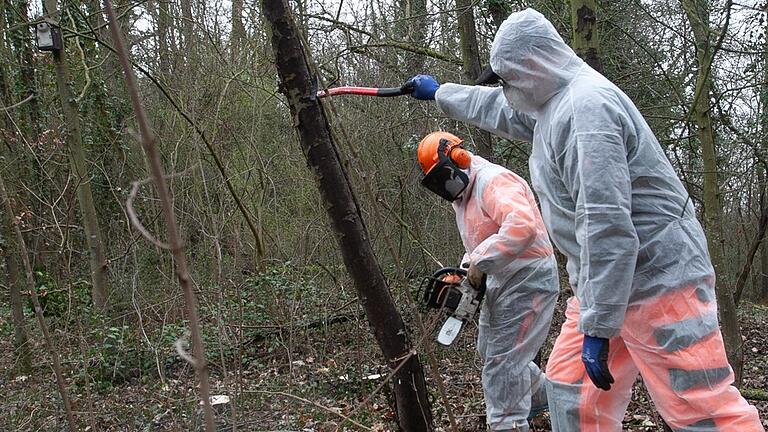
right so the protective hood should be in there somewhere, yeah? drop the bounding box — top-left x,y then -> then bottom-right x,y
490,8 -> 585,113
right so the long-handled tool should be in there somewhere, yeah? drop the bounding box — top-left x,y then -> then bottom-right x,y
420,267 -> 486,346
317,85 -> 413,98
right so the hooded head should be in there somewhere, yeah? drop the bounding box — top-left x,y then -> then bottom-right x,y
484,9 -> 584,113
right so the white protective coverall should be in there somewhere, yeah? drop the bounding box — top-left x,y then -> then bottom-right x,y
434,8 -> 763,432
454,155 -> 558,431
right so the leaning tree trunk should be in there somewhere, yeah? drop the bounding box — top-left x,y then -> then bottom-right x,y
456,0 -> 493,160
681,0 -> 743,383
44,0 -> 110,312
570,0 -> 603,73
261,1 -> 432,429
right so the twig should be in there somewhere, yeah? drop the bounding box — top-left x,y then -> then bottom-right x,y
126,178 -> 171,249
174,331 -> 200,368
67,12 -> 91,103
125,165 -> 200,250
0,94 -> 34,111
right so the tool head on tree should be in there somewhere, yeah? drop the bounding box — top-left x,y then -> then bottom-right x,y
420,266 -> 486,346
417,132 -> 472,202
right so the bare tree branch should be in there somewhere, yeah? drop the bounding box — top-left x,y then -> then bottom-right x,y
102,0 -> 216,430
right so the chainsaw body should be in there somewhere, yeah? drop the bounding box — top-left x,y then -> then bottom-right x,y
421,267 -> 486,345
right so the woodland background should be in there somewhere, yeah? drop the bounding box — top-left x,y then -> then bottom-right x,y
0,0 -> 767,430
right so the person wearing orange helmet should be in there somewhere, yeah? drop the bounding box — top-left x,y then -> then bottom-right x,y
417,131 -> 559,432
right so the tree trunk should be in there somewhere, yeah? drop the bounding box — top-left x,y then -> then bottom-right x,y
44,0 -> 110,312
231,0 -> 245,63
260,1 -> 432,429
488,0 -> 509,30
760,193 -> 768,304
9,0 -> 42,142
0,24 -> 32,372
570,0 -> 603,73
88,0 -> 124,99
456,0 -> 493,159
180,0 -> 196,68
0,172 -> 76,429
760,12 -> 768,305
681,0 -> 743,383
733,191 -> 768,304
155,0 -> 172,77
8,0 -> 47,265
400,0 -> 428,75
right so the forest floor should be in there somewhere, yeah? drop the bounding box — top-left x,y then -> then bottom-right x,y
1,293 -> 767,431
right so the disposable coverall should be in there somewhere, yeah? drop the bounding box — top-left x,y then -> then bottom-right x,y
453,155 -> 558,431
432,8 -> 764,432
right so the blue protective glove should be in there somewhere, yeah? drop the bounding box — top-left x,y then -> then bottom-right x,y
581,335 -> 614,391
404,74 -> 440,100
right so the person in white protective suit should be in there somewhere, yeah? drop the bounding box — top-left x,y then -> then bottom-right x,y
404,8 -> 764,432
416,131 -> 559,431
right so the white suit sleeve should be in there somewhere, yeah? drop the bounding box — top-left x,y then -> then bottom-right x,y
469,174 -> 539,274
561,107 -> 639,338
435,84 -> 536,142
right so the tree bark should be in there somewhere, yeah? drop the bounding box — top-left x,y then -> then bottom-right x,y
261,1 -> 432,429
44,0 -> 110,312
681,0 -> 743,383
570,0 -> 603,73
456,0 -> 493,159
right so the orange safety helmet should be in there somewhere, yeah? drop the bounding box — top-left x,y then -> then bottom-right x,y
417,131 -> 472,175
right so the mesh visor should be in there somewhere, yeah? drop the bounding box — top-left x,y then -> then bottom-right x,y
421,158 -> 469,201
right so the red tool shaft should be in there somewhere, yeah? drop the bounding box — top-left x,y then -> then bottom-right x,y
316,86 -> 412,98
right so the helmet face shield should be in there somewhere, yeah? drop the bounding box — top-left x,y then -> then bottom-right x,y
421,156 -> 469,201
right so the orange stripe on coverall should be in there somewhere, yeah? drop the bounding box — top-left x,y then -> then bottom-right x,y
622,285 -> 761,431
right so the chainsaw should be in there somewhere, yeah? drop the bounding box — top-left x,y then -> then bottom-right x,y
420,267 -> 486,346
